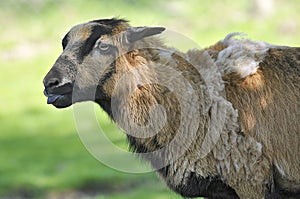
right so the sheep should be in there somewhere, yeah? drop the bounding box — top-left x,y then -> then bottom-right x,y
43,18 -> 300,199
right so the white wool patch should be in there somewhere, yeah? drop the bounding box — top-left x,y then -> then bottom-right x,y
216,32 -> 271,78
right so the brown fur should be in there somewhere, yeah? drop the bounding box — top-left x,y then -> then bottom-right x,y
224,47 -> 300,195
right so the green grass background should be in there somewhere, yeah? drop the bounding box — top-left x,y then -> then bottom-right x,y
0,0 -> 299,198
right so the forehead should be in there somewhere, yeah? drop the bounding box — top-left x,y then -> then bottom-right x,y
62,19 -> 129,61
67,23 -> 110,42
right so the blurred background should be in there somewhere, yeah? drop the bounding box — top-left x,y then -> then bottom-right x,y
0,0 -> 299,198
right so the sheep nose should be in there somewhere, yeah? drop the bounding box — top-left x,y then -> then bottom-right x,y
44,77 -> 60,89
43,74 -> 73,95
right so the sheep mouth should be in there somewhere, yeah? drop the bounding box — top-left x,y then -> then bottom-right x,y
44,87 -> 106,108
44,90 -> 73,108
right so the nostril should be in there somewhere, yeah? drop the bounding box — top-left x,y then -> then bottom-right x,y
46,78 -> 60,88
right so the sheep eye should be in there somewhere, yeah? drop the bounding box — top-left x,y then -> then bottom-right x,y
98,43 -> 111,53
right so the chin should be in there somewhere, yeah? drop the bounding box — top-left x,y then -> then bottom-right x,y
52,101 -> 72,108
50,94 -> 73,109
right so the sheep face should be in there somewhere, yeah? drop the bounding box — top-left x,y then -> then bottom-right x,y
43,18 -> 164,108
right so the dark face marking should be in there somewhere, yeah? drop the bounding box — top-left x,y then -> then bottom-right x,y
91,18 -> 129,27
76,18 -> 129,62
77,25 -> 112,62
62,32 -> 69,50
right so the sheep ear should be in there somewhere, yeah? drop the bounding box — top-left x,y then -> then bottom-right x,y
125,26 -> 165,43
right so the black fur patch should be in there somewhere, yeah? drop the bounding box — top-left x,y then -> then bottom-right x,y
157,168 -> 239,199
62,32 -> 69,50
77,25 -> 112,62
268,170 -> 300,199
128,133 -> 239,198
94,61 -> 117,116
267,191 -> 300,199
77,18 -> 128,62
91,18 -> 128,27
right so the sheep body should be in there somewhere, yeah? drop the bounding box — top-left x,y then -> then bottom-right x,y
122,34 -> 300,198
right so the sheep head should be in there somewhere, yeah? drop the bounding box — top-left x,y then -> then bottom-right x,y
43,18 -> 165,108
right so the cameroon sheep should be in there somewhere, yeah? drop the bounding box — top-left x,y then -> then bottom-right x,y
43,18 -> 300,199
